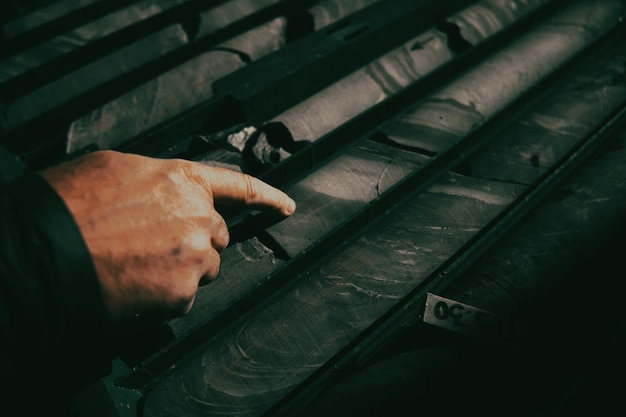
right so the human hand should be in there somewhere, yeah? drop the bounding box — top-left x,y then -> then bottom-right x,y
40,150 -> 295,328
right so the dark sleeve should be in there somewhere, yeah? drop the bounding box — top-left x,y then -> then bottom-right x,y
0,172 -> 115,407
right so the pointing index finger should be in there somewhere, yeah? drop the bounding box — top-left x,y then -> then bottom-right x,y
195,165 -> 296,216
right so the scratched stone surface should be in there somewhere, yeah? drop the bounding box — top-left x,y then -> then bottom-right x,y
296,89 -> 626,417
0,0 -> 192,82
168,237 -> 288,337
141,171 -> 523,417
268,28 -> 453,142
263,140 -> 429,258
196,0 -> 282,38
382,0 -> 625,154
308,0 -> 383,29
196,0 -> 559,170
441,37 -> 626,313
3,0 -> 102,38
467,45 -> 626,184
448,125 -> 626,320
237,29 -> 452,169
65,17 -> 287,152
5,24 -> 189,128
244,0 -> 555,166
448,0 -> 549,45
1,0 -> 285,128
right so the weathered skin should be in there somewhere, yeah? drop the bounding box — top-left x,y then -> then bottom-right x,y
40,150 -> 295,328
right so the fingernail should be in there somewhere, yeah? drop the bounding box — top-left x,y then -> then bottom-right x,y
284,197 -> 296,216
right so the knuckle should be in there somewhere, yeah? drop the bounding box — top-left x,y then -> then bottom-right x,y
169,280 -> 198,316
214,219 -> 230,252
204,252 -> 222,282
244,175 -> 258,205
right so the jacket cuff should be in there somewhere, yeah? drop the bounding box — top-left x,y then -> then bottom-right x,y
6,173 -> 109,332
